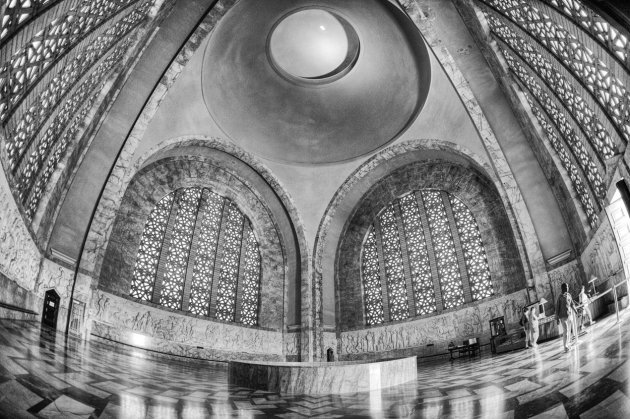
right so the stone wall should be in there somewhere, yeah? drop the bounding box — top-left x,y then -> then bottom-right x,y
338,290 -> 528,361
90,290 -> 284,361
581,216 -> 624,288
337,160 -> 526,330
0,272 -> 39,321
0,154 -> 42,315
284,331 -> 300,362
0,165 -> 41,300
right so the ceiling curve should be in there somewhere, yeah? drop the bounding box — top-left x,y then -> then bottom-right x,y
202,0 -> 431,164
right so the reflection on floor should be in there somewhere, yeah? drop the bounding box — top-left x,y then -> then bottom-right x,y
0,312 -> 629,418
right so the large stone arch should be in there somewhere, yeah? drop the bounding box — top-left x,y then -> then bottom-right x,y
84,136 -> 308,328
100,153 -> 288,330
313,139 -> 532,359
336,158 -> 526,330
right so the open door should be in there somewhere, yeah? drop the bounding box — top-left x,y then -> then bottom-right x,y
42,290 -> 60,329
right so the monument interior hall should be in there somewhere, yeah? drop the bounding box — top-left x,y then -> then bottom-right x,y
2,0 -> 630,417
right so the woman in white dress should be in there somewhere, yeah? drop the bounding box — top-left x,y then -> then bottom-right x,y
528,305 -> 540,348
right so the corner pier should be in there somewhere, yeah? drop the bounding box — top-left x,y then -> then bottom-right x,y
228,356 -> 417,395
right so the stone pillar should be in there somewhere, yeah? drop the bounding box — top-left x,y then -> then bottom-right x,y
300,255 -> 314,362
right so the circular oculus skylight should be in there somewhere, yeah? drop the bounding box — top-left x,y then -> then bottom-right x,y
268,9 -> 359,83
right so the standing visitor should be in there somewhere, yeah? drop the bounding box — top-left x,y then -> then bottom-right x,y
556,283 -> 578,352
579,285 -> 594,328
528,305 -> 540,348
520,307 -> 531,348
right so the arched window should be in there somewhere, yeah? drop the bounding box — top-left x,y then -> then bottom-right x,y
130,187 -> 262,326
361,190 -> 493,326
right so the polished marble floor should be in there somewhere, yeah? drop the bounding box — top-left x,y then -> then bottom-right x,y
0,311 -> 629,418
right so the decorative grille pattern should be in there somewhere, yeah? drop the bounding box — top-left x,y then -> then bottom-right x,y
215,203 -> 244,322
188,191 -> 222,317
542,0 -> 630,68
240,227 -> 261,326
6,16 -> 141,171
160,188 -> 201,310
361,190 -> 492,325
0,0 -> 157,221
24,90 -> 97,218
16,40 -> 130,205
479,0 -> 630,143
1,1 -> 64,42
361,229 -> 384,325
130,192 -> 173,301
497,44 -> 604,207
399,193 -> 436,315
422,191 -> 465,310
449,195 -> 494,301
378,205 -> 409,321
0,0 -> 147,122
485,13 -> 615,168
130,188 -> 262,326
525,90 -> 599,226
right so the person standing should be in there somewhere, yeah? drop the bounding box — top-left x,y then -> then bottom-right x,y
579,285 -> 594,328
557,283 -> 578,352
520,307 -> 531,348
528,305 -> 540,348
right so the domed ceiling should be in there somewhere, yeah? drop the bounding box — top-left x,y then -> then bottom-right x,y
202,0 -> 431,164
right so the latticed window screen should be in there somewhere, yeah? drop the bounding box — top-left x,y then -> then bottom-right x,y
361,190 -> 493,325
0,0 -> 151,122
475,0 -> 623,228
131,192 -> 174,301
0,0 -> 158,221
478,0 -> 630,143
361,229 -> 385,325
131,187 -> 262,326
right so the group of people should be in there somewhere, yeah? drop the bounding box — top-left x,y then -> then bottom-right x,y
520,283 -> 595,352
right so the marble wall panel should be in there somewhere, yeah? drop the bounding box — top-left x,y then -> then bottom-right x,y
0,272 -> 39,320
34,258 -> 74,302
284,331 -> 300,360
581,216 -> 624,288
228,356 -> 417,395
90,290 -> 283,360
0,168 -> 41,296
339,290 -> 527,360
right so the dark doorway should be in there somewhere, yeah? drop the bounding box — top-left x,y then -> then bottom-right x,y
42,290 -> 60,329
327,347 -> 334,362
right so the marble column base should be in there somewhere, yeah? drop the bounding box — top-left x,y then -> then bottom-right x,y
228,356 -> 417,395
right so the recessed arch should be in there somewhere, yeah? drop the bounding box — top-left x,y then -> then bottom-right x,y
312,139 -> 529,333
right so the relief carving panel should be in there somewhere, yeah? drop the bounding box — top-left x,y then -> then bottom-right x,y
90,290 -> 283,356
581,216 -> 623,284
340,290 -> 527,356
0,173 -> 41,292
